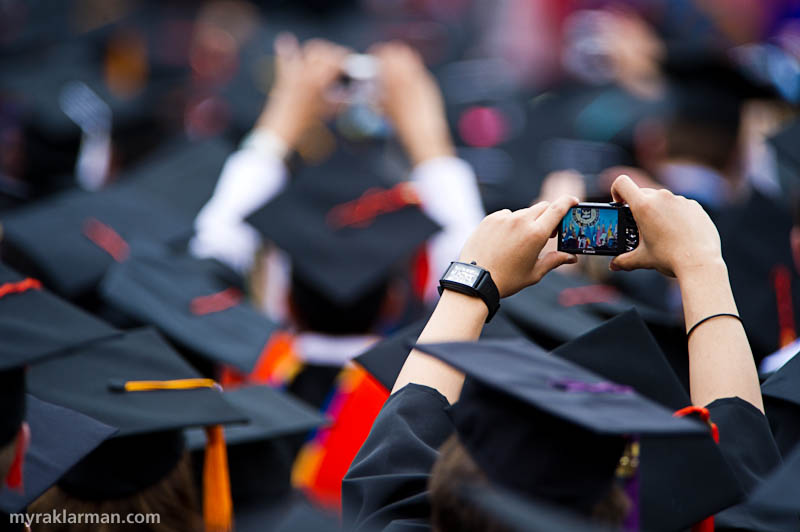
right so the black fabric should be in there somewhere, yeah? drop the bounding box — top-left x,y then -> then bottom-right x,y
354,311 -> 522,391
710,397 -> 796,532
451,379 -> 625,513
246,147 -> 441,305
184,385 -> 325,449
551,310 -> 744,531
716,190 -> 799,362
342,384 -> 453,532
0,395 -> 117,514
115,137 -> 233,221
59,430 -> 185,500
762,351 -> 800,457
415,337 -> 705,437
288,365 -> 344,411
99,246 -> 276,372
0,263 -> 120,369
1,186 -> 193,299
0,369 -> 25,447
749,445 -> 800,518
27,328 -> 247,437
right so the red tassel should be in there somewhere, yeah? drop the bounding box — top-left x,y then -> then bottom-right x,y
190,288 -> 243,316
0,279 -> 42,300
82,218 -> 129,262
6,423 -> 30,492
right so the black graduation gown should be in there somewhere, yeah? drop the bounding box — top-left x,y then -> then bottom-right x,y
342,385 -> 793,532
710,398 -> 798,531
342,384 -> 453,532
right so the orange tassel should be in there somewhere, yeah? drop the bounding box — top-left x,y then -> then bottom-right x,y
203,425 -> 233,532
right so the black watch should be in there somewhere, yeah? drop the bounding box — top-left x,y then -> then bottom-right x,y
438,261 -> 501,322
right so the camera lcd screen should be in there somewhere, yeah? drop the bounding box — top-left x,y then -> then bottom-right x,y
560,207 -> 619,253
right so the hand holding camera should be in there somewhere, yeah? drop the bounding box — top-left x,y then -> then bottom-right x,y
608,175 -> 724,278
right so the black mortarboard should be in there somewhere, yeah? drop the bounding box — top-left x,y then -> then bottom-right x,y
0,395 -> 117,514
460,484 -> 615,532
501,270 -> 678,350
762,350 -> 800,457
354,311 -> 523,391
550,310 -> 746,531
26,329 -> 246,497
246,147 -> 441,305
185,385 -> 325,450
0,262 -> 119,371
749,445 -> 800,518
116,137 -> 233,220
414,335 -> 706,520
1,184 -> 194,299
99,245 -> 277,372
0,262 -> 119,448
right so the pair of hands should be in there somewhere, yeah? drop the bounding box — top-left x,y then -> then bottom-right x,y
460,175 -> 724,298
256,34 -> 452,166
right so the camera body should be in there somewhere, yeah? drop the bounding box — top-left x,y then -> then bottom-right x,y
557,202 -> 638,256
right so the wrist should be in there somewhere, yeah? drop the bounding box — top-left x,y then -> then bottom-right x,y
673,256 -> 728,283
402,127 -> 454,166
438,290 -> 490,321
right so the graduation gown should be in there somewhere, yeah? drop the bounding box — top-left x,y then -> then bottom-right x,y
342,385 -> 794,531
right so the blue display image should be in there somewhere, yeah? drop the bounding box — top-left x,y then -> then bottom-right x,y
561,207 -> 619,251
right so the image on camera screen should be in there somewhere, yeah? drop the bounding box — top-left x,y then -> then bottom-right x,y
561,207 -> 619,252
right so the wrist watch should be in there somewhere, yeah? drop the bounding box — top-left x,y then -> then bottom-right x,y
438,261 -> 501,322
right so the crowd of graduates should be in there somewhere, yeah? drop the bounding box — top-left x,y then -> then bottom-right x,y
2,0 -> 800,531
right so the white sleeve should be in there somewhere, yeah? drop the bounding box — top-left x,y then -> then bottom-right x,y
189,146 -> 289,273
410,156 -> 486,301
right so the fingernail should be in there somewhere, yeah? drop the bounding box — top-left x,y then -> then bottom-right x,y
609,261 -> 619,271
567,255 -> 578,264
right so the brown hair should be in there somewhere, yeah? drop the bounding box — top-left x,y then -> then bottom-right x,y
29,452 -> 203,532
428,435 -> 631,532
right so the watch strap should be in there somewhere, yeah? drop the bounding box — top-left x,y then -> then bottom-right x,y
438,262 -> 501,322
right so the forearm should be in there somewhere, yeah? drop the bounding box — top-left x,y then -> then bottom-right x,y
392,291 -> 488,403
678,260 -> 764,412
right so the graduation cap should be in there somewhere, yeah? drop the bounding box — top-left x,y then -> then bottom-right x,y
548,310 -> 780,531
99,245 -> 277,372
0,395 -> 117,514
246,147 -> 441,306
501,270 -> 679,350
184,385 -> 325,450
354,311 -> 523,391
116,137 -> 234,220
26,328 -> 248,531
413,334 -> 708,525
0,262 -> 119,372
749,445 -> 800,518
0,184 -> 194,299
0,262 -> 119,458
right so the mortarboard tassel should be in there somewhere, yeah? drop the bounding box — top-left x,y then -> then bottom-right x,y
203,425 -> 233,532
5,423 -> 30,492
616,439 -> 640,532
674,406 -> 719,532
109,378 -> 234,531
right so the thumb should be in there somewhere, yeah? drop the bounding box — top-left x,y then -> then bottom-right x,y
609,247 -> 647,272
531,251 -> 578,283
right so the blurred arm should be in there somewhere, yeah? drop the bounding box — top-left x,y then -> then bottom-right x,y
411,157 -> 485,301
189,132 -> 289,273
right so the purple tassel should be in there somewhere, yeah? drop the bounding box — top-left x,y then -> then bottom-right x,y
549,379 -> 633,395
622,466 -> 640,531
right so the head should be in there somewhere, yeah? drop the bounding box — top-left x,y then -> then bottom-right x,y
288,270 -> 403,335
428,434 -> 631,532
29,451 -> 201,532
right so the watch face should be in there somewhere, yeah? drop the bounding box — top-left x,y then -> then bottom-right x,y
445,263 -> 481,287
